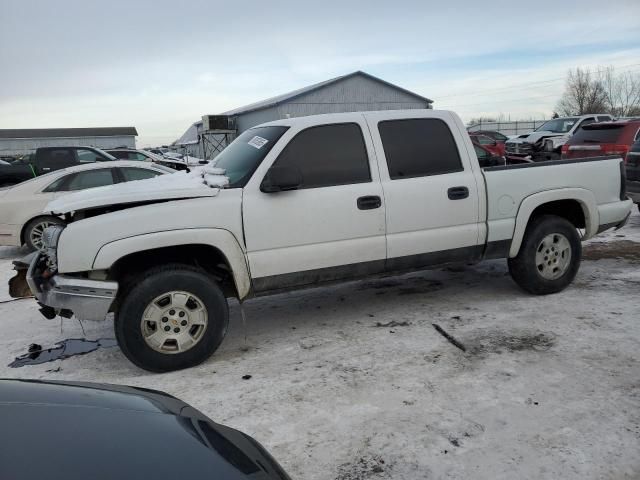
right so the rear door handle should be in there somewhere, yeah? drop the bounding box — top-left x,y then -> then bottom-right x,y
447,186 -> 469,200
357,195 -> 382,210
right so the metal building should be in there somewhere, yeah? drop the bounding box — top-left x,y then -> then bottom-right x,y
174,71 -> 432,159
0,127 -> 138,158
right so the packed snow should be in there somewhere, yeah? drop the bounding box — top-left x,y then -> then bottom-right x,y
0,210 -> 638,479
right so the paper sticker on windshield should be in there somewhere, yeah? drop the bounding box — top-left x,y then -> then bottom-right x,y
248,136 -> 269,149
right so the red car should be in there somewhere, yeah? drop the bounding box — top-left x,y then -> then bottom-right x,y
561,120 -> 640,162
469,133 -> 506,156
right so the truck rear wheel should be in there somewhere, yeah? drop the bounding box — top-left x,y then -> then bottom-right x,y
508,215 -> 581,295
115,264 -> 229,372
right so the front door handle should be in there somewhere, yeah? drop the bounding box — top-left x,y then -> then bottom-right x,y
357,195 -> 382,210
447,186 -> 469,200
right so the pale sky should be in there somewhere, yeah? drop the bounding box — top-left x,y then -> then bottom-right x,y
1,0 -> 639,147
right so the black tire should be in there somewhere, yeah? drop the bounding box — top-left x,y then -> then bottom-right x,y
115,264 -> 229,372
23,215 -> 65,251
508,215 -> 581,295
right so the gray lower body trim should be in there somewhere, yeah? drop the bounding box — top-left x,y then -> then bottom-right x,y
252,242 -> 508,295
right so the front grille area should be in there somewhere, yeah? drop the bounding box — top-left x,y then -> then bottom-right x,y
506,142 -> 533,155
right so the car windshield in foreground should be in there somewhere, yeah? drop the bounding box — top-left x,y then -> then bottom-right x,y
536,118 -> 579,133
213,125 -> 289,187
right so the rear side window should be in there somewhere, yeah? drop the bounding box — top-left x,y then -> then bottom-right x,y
273,123 -> 371,189
571,125 -> 625,144
39,149 -> 76,169
65,169 -> 115,191
379,118 -> 463,179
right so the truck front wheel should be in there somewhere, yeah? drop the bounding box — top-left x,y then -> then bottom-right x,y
508,215 -> 581,295
115,265 -> 229,372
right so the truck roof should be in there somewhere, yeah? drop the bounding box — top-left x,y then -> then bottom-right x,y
254,109 -> 443,129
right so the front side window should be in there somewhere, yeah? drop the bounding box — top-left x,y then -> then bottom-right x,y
64,169 -> 115,191
379,118 -> 463,179
109,150 -> 129,159
271,123 -> 371,189
492,132 -> 508,141
76,148 -> 104,163
213,126 -> 289,187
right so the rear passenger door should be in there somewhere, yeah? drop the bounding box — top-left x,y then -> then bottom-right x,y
242,117 -> 387,291
365,111 -> 484,270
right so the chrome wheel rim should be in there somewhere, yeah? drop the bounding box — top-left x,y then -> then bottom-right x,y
141,291 -> 208,354
535,233 -> 572,280
30,221 -> 55,251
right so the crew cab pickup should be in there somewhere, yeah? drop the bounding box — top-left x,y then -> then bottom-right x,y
12,110 -> 633,372
505,114 -> 613,161
0,147 -> 116,187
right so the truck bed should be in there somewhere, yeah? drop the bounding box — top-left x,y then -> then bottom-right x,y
482,156 -> 625,245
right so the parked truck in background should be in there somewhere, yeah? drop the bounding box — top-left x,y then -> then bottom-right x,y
505,114 -> 613,161
11,110 -> 633,372
0,146 -> 116,187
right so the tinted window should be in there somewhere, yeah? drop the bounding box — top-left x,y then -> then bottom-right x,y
474,144 -> 490,161
39,149 -> 76,169
491,132 -> 508,141
379,119 -> 463,179
76,149 -> 104,163
65,169 -> 115,191
471,135 -> 494,145
109,150 -> 129,159
213,126 -> 289,187
272,123 -> 370,189
578,118 -> 596,128
571,125 -> 626,144
120,167 -> 162,181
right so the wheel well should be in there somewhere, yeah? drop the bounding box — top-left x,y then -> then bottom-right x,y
20,215 -> 63,244
108,244 -> 238,298
529,200 -> 586,229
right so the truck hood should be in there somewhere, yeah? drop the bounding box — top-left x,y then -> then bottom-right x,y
46,165 -> 229,215
508,131 -> 564,144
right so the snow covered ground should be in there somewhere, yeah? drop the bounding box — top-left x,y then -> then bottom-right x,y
1,211 -> 639,479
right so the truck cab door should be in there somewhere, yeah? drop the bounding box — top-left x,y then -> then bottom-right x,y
35,148 -> 77,175
364,111 -> 484,271
242,116 -> 386,292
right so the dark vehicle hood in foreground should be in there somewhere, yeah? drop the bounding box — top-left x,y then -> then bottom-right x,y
0,379 -> 290,480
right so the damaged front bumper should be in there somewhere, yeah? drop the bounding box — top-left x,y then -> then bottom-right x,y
11,253 -> 118,321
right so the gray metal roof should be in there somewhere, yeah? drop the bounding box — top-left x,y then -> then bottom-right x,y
220,71 -> 433,117
0,127 -> 138,139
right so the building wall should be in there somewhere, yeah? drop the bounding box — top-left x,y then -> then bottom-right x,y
0,135 -> 136,156
235,75 -> 430,132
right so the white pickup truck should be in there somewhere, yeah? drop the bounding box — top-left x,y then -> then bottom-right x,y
12,110 -> 632,372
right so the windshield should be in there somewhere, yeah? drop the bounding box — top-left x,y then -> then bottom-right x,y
536,118 -> 579,133
214,126 -> 289,187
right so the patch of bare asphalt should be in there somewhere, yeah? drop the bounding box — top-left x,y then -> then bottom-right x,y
335,455 -> 390,480
358,276 -> 444,295
465,330 -> 556,356
583,241 -> 640,263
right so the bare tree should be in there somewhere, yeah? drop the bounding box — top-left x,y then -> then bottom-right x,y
556,68 -> 608,116
599,66 -> 640,117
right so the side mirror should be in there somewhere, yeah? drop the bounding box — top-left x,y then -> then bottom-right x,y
261,166 -> 302,193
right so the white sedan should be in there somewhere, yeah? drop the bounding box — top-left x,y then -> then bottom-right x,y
0,160 -> 174,251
